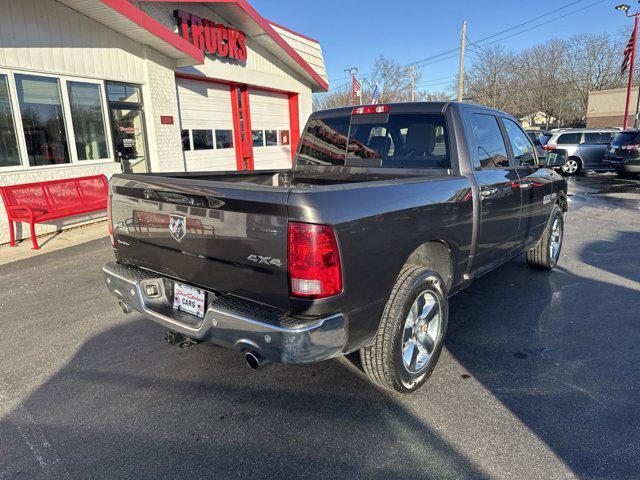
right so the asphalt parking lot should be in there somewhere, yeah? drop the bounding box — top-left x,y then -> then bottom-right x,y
0,173 -> 639,480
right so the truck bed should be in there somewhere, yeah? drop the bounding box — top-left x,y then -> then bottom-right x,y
109,168 -> 457,313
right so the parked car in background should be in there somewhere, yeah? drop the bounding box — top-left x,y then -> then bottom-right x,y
542,128 -> 619,175
603,130 -> 640,178
526,129 -> 544,142
532,131 -> 551,162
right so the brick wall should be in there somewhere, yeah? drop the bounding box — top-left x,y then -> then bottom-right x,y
586,115 -> 633,129
142,48 -> 184,173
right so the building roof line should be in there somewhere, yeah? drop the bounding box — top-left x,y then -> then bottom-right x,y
99,0 -> 205,63
131,0 -> 328,91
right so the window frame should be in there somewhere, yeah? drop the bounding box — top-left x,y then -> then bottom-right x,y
0,70 -> 24,169
252,129 -> 265,148
66,79 -> 112,163
264,129 -> 278,147
192,129 -> 215,151
215,129 -> 234,149
0,68 -> 114,172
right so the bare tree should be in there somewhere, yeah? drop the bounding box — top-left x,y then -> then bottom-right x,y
560,33 -> 627,123
313,54 -> 423,111
516,39 -> 568,126
462,45 -> 518,111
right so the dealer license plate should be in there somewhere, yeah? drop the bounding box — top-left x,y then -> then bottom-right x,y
173,283 -> 206,318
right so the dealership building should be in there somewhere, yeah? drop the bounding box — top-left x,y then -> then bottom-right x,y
0,0 -> 327,244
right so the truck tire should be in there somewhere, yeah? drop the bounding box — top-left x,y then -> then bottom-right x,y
360,266 -> 448,394
526,205 -> 564,270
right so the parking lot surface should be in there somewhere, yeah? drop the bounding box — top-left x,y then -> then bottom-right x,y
1,174 -> 639,480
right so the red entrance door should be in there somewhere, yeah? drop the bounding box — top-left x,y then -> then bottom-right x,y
231,85 -> 254,170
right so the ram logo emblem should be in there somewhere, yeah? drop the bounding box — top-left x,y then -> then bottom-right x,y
169,215 -> 186,242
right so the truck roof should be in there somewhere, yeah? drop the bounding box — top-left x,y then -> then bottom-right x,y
311,101 -> 507,118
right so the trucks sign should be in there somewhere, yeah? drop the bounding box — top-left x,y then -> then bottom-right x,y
174,10 -> 248,62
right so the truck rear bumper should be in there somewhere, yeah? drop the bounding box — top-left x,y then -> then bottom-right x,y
103,262 -> 347,364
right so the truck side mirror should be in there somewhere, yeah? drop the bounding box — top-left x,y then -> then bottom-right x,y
541,149 -> 567,168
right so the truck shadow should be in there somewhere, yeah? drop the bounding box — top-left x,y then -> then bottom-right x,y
2,229 -> 639,479
446,238 -> 640,479
0,316 -> 486,479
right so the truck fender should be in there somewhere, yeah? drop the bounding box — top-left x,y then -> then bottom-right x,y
403,240 -> 454,293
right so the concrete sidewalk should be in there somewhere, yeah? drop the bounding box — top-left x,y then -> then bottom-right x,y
0,221 -> 108,265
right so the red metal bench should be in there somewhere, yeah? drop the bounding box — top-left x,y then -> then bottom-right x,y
0,175 -> 108,250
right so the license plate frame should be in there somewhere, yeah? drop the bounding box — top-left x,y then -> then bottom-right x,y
172,283 -> 207,319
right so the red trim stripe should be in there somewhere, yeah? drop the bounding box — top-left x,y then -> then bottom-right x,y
288,93 -> 300,164
99,0 -> 204,63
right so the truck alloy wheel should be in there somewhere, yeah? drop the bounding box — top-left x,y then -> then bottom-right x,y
360,266 -> 449,393
401,291 -> 442,374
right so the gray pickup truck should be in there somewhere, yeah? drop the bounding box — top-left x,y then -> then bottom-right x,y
104,102 -> 568,393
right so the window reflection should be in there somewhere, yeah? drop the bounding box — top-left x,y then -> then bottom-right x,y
0,74 -> 21,167
15,74 -> 70,166
68,81 -> 108,160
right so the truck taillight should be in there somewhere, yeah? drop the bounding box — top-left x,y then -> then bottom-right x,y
352,105 -> 390,115
288,222 -> 342,299
107,197 -> 115,248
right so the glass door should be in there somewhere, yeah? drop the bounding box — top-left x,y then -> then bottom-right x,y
106,82 -> 148,174
110,104 -> 148,173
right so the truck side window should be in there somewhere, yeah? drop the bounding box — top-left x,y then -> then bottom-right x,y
503,118 -> 537,167
470,114 -> 509,169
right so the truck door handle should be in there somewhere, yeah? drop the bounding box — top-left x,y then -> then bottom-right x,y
481,187 -> 499,198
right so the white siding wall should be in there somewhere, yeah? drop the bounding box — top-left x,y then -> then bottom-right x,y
270,25 -> 327,85
249,89 -> 291,169
178,79 -> 236,171
0,0 -> 147,84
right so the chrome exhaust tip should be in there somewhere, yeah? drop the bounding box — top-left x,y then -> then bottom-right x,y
118,300 -> 131,314
245,351 -> 271,370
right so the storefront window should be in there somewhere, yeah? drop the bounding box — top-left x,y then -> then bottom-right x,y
265,130 -> 278,146
0,74 -> 21,167
216,130 -> 233,149
67,81 -> 108,160
107,83 -> 141,103
15,74 -> 70,166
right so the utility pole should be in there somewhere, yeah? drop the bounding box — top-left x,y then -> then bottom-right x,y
457,20 -> 467,102
411,65 -> 415,102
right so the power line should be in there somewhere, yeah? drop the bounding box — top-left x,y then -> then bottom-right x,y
326,0 -> 609,93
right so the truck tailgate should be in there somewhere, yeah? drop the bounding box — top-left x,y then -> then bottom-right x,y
109,175 -> 291,311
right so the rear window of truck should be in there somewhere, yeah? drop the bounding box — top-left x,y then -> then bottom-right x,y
298,113 -> 450,169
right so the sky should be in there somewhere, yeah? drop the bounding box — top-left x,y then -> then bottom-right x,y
250,0 -> 632,94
